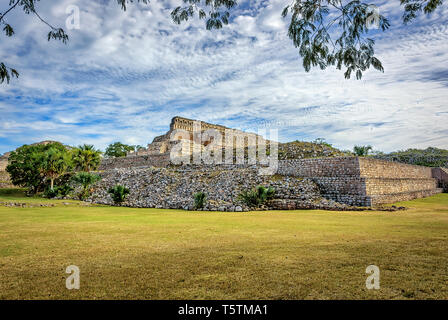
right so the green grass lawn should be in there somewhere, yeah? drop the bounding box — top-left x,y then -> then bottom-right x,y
1,189 -> 448,300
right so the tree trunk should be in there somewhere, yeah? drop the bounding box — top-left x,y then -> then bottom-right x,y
50,178 -> 54,190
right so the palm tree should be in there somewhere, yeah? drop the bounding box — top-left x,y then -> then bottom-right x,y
353,145 -> 373,157
39,148 -> 73,190
72,144 -> 102,172
71,172 -> 101,200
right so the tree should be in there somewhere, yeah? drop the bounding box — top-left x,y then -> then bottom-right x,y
72,144 -> 102,172
0,0 -> 149,84
71,172 -> 101,200
104,142 -> 136,158
353,145 -> 373,156
38,147 -> 73,190
6,142 -> 66,194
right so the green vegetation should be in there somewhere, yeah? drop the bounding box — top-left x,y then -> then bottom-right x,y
375,147 -> 448,167
5,142 -> 102,196
354,145 -> 373,157
312,138 -> 333,148
104,142 -> 137,158
72,144 -> 102,172
38,147 -> 73,190
108,185 -> 130,204
193,192 -> 207,209
1,191 -> 448,299
278,140 -> 348,160
43,184 -> 73,199
72,172 -> 102,200
6,142 -> 68,194
238,186 -> 275,207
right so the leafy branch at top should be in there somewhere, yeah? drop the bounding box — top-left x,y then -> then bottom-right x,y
170,0 -> 444,79
171,0 -> 237,30
0,0 -> 150,84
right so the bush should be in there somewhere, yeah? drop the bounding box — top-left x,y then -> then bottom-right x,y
43,186 -> 59,199
194,192 -> 206,209
71,172 -> 101,200
43,184 -> 73,199
57,184 -> 73,197
238,186 -> 275,208
108,185 -> 130,204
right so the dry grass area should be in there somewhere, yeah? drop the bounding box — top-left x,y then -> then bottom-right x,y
1,189 -> 448,300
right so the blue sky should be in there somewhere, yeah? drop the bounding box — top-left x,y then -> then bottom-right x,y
1,0 -> 448,154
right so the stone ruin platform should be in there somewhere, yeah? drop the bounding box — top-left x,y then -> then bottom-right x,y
278,157 -> 445,206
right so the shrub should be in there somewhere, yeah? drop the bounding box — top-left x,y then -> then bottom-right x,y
43,184 -> 73,199
57,184 -> 73,197
71,172 -> 101,200
43,186 -> 59,199
353,145 -> 373,156
193,192 -> 206,209
238,186 -> 275,208
108,185 -> 130,204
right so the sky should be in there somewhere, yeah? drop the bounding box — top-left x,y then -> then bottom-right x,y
1,0 -> 447,155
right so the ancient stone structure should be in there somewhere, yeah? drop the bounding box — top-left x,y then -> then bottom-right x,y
95,116 -> 447,208
278,157 -> 444,206
99,154 -> 170,170
432,167 -> 448,192
90,165 -> 353,211
93,157 -> 446,208
1,118 -> 446,208
0,152 -> 10,171
126,116 -> 267,158
0,152 -> 13,188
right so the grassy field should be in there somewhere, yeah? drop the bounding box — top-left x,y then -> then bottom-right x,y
1,189 -> 448,300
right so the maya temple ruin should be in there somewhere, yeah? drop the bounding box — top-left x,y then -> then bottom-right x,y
1,116 -> 447,210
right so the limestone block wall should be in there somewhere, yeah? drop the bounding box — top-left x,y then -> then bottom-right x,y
277,157 -> 442,206
99,154 -> 170,170
0,157 -> 8,171
96,154 -> 443,207
0,170 -> 14,188
431,167 -> 448,192
358,158 -> 433,178
277,157 -> 360,177
89,165 -> 323,211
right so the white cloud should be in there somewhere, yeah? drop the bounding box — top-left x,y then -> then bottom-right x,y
0,0 -> 447,154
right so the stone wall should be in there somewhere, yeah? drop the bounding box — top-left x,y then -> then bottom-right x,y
358,157 -> 433,178
0,170 -> 14,188
432,167 -> 448,191
89,165 -> 342,211
96,155 -> 444,207
0,153 -> 9,171
277,157 -> 443,206
99,154 -> 170,170
278,157 -> 360,177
